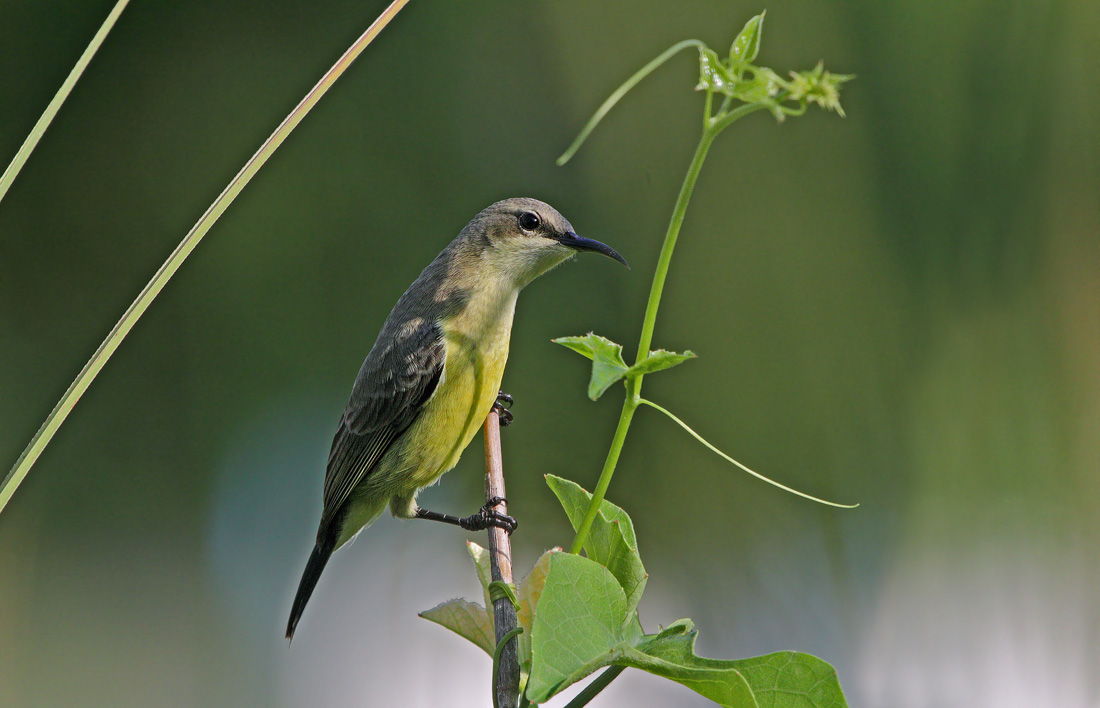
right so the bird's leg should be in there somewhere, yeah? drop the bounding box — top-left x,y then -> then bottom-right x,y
414,497 -> 517,534
494,390 -> 514,427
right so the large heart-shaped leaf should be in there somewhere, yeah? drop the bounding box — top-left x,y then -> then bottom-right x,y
526,553 -> 629,701
623,620 -> 756,707
545,474 -> 647,614
525,554 -> 850,707
730,651 -> 849,708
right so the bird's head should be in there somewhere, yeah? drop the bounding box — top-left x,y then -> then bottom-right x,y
464,198 -> 628,288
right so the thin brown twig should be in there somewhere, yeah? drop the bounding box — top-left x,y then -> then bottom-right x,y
483,409 -> 520,708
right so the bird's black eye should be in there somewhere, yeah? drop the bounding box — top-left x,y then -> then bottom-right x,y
518,211 -> 541,232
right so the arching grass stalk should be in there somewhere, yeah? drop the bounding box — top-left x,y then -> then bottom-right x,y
0,0 -> 131,204
560,13 -> 854,556
0,0 -> 411,516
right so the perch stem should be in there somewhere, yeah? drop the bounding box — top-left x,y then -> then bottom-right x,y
484,411 -> 520,708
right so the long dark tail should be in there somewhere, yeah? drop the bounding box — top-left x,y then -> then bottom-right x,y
286,531 -> 337,640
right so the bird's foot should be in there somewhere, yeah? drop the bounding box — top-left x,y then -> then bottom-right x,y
414,498 -> 517,534
493,390 -> 514,427
460,497 -> 517,534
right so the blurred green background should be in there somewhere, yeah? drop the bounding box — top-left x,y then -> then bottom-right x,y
2,1 -> 1097,706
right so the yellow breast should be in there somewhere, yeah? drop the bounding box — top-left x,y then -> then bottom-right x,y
398,289 -> 517,490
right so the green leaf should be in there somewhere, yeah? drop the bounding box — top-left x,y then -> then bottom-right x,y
624,619 -> 756,707
732,67 -> 782,106
553,335 -> 696,397
467,540 -> 495,611
696,47 -> 737,95
731,651 -> 849,708
627,623 -> 760,707
625,349 -> 697,377
553,333 -> 630,400
623,610 -> 645,643
523,548 -> 850,706
417,541 -> 498,656
419,599 -> 495,655
545,475 -> 647,614
729,12 -> 765,69
516,548 -> 558,667
527,553 -> 628,702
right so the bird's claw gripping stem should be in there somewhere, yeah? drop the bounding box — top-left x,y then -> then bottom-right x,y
467,496 -> 517,534
414,497 -> 517,534
458,509 -> 517,534
493,391 -> 514,427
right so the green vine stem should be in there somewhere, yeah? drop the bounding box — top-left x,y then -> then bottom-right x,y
561,20 -> 855,553
562,665 -> 627,708
640,398 -> 855,507
569,102 -> 767,554
631,101 -> 771,378
491,627 -> 524,708
557,39 -> 705,167
545,18 -> 852,705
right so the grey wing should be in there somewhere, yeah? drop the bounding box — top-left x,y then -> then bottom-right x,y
320,318 -> 446,527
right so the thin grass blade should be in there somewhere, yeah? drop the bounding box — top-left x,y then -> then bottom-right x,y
0,0 -> 412,516
0,0 -> 131,204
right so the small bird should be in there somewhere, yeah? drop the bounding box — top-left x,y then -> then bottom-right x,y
286,198 -> 627,639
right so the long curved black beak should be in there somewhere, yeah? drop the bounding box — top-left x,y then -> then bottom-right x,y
560,231 -> 629,268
